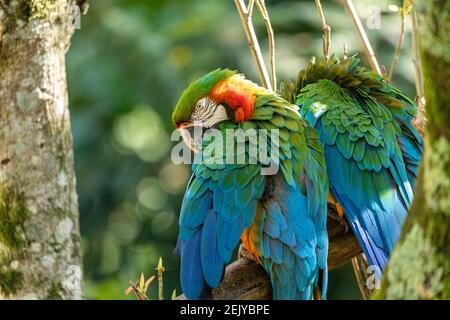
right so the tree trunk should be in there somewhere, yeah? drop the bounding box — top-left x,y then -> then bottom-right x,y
375,0 -> 450,299
0,0 -> 83,299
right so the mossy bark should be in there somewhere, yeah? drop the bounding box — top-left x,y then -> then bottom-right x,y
0,1 -> 83,299
374,0 -> 450,299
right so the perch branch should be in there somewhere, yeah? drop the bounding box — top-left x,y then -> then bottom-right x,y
388,6 -> 407,81
255,0 -> 277,90
315,0 -> 331,60
177,212 -> 361,300
343,0 -> 382,75
410,7 -> 426,134
234,0 -> 273,91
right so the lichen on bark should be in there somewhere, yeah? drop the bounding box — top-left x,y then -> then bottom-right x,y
18,0 -> 55,21
383,225 -> 444,299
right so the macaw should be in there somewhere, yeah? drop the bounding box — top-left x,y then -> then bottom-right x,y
281,56 -> 423,275
172,69 -> 329,299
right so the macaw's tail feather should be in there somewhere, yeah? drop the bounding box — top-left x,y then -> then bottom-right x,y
180,210 -> 225,299
180,229 -> 205,299
348,214 -> 388,276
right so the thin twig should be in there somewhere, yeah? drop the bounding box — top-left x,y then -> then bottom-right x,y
410,8 -> 424,99
315,0 -> 331,60
234,0 -> 273,91
255,0 -> 277,90
388,7 -> 407,81
343,0 -> 382,75
351,255 -> 372,300
248,0 -> 255,17
343,43 -> 348,59
156,257 -> 164,300
126,281 -> 148,300
410,7 -> 426,133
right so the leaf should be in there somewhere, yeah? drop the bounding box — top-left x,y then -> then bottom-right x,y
139,273 -> 145,291
156,257 -> 165,273
125,287 -> 133,296
171,289 -> 177,300
144,275 -> 156,291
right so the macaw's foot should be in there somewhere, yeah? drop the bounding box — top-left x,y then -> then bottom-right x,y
238,243 -> 259,263
327,203 -> 350,233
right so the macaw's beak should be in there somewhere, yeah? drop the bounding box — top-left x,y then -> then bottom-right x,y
176,121 -> 193,130
177,121 -> 204,154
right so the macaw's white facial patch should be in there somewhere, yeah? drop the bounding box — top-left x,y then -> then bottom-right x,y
191,97 -> 229,128
177,97 -> 229,153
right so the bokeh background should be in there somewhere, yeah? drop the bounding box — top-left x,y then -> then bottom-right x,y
67,0 -> 416,299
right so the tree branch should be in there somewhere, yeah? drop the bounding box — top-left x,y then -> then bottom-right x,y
177,213 -> 361,300
234,0 -> 273,91
351,254 -> 372,300
343,0 -> 382,75
388,6 -> 408,81
255,0 -> 277,91
410,7 -> 426,134
315,0 -> 331,60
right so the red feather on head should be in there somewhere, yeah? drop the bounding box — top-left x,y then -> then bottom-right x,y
209,75 -> 255,122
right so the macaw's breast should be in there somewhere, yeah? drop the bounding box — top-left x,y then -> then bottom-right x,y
241,207 -> 262,265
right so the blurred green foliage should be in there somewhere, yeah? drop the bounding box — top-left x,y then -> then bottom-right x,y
67,0 -> 413,300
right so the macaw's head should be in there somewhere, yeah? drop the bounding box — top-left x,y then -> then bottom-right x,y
172,69 -> 259,152
172,69 -> 258,129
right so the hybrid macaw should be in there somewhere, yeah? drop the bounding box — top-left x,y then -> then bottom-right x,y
172,69 -> 329,299
281,56 -> 423,274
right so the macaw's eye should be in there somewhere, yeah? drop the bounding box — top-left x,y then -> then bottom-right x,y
196,101 -> 205,110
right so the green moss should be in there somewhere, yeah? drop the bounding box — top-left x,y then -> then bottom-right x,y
45,282 -> 63,300
0,186 -> 28,249
18,0 -> 55,22
0,269 -> 23,296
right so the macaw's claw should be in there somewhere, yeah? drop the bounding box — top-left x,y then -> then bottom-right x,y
327,193 -> 349,233
327,205 -> 349,233
238,243 -> 259,263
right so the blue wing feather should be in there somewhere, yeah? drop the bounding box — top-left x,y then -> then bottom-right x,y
200,210 -> 224,287
178,163 -> 265,299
